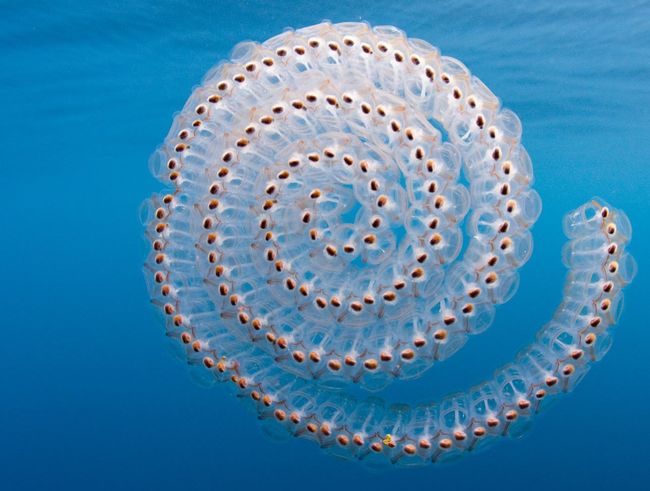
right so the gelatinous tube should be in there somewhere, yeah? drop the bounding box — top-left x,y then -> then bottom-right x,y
142,22 -> 636,465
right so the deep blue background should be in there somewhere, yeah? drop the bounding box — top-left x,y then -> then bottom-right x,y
1,1 -> 649,489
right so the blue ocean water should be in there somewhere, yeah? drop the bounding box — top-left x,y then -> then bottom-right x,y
1,0 -> 649,489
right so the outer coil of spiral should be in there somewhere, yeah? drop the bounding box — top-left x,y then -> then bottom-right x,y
143,22 -> 636,465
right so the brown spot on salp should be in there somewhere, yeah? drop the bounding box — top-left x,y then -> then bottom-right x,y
195,104 -> 207,115
306,423 -> 318,433
337,434 -> 350,446
155,207 -> 166,219
462,303 -> 474,314
308,38 -> 320,48
315,296 -> 327,309
290,412 -> 301,424
380,351 -> 392,362
571,349 -> 584,360
428,181 -> 437,193
274,409 -> 286,421
174,143 -> 186,153
394,279 -> 406,290
405,128 -> 415,141
439,438 -> 452,450
343,244 -> 355,254
265,249 -> 276,262
473,426 -> 486,438
364,359 -> 378,370
376,105 -> 387,117
229,294 -> 239,306
233,74 -> 245,83
218,167 -> 229,177
180,332 -> 192,344
192,119 -> 202,127
208,94 -> 221,103
265,332 -> 276,344
177,130 -> 189,140
291,100 -> 305,110
309,351 -> 321,363
500,183 -> 510,196
207,251 -> 217,263
393,51 -> 404,62
217,80 -> 229,91
377,42 -> 388,53
390,120 -> 401,132
410,54 -> 421,66
443,315 -> 456,326
301,211 -> 311,223
518,399 -> 531,410
562,364 -> 575,376
163,194 -> 174,204
202,217 -> 213,230
152,240 -> 163,251
584,333 -> 597,345
323,148 -> 335,158
325,96 -> 338,107
288,158 -> 300,167
467,96 -> 477,108
506,199 -> 517,213
545,376 -> 559,387
403,444 -> 416,455
214,264 -> 224,277
434,196 -> 445,209
371,217 -> 382,228
262,395 -> 273,407
361,43 -> 373,54
608,260 -> 620,273
363,234 -> 376,245
259,218 -> 269,230
344,355 -> 357,366
416,253 -> 428,264
476,114 -> 486,128
607,243 -> 618,255
492,147 -> 502,161
305,92 -> 317,103
292,350 -> 305,363
328,41 -> 340,52
285,278 -> 296,290
383,291 -> 396,302
360,102 -> 371,114
487,255 -> 498,267
498,221 -> 509,233
307,153 -> 320,163
453,430 -> 467,441
433,329 -> 447,341
415,147 -> 425,160
603,281 -> 614,293
343,155 -> 354,166
168,171 -> 179,181
238,312 -> 250,324
441,73 -> 451,84
309,228 -> 318,240
325,245 -> 337,257
484,272 -> 498,285
600,299 -> 611,311
360,160 -> 369,173
343,36 -> 355,47
414,337 -> 426,348
218,283 -> 229,296
363,294 -> 375,305
535,389 -> 547,399
607,224 -> 617,235
452,88 -> 462,99
499,237 -> 512,251
486,417 -> 500,428
275,260 -> 284,272
350,301 -> 363,312
353,434 -> 364,446
590,316 -> 602,327
425,66 -> 435,81
275,47 -> 288,57
505,410 -> 518,421
155,254 -> 165,265
401,349 -> 415,360
294,45 -> 306,55
377,195 -> 388,207
260,115 -> 274,125
202,356 -> 215,369
272,105 -> 284,114
261,57 -> 274,67
488,127 -> 497,139
328,359 -> 342,371
191,340 -> 201,352
370,442 -> 382,453
411,267 -> 424,279
208,199 -> 219,210
298,284 -> 309,296
263,199 -> 275,210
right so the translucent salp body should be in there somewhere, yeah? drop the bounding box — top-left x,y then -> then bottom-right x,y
143,22 -> 636,466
